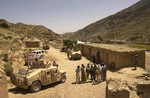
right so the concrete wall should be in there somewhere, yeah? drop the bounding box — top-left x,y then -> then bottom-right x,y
78,44 -> 145,69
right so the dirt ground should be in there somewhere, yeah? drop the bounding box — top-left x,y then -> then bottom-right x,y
8,47 -> 150,98
8,47 -> 106,98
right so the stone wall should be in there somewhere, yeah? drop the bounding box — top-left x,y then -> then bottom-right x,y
78,44 -> 145,69
106,79 -> 130,98
24,41 -> 41,48
0,67 -> 8,98
136,82 -> 150,98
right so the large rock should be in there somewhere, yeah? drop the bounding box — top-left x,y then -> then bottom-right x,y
136,81 -> 150,98
106,78 -> 130,98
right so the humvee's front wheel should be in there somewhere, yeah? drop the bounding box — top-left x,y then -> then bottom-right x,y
60,74 -> 66,83
30,81 -> 41,92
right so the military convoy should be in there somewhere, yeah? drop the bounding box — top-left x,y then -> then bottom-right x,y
10,60 -> 66,92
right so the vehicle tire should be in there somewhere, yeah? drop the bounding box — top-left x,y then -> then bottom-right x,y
30,81 -> 41,93
79,56 -> 82,60
24,62 -> 27,66
10,73 -> 16,85
60,74 -> 66,83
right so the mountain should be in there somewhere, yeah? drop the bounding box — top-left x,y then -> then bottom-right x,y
0,19 -> 63,50
64,0 -> 150,43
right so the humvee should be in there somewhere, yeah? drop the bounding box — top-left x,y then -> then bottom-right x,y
24,53 -> 38,65
70,46 -> 82,60
10,60 -> 66,92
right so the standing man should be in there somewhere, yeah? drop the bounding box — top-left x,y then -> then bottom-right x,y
75,65 -> 81,83
101,63 -> 107,81
103,64 -> 107,81
86,64 -> 90,80
134,55 -> 138,70
95,64 -> 100,83
67,48 -> 71,58
81,64 -> 86,83
53,61 -> 59,67
90,65 -> 95,82
97,64 -> 102,82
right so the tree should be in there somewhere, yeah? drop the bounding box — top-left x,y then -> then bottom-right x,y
63,39 -> 77,48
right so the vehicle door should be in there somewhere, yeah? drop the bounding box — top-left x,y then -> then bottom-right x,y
41,70 -> 51,85
51,68 -> 59,83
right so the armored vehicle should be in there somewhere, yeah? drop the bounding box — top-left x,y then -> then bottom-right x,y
70,46 -> 82,60
24,53 -> 38,65
31,49 -> 44,59
10,60 -> 66,92
60,46 -> 67,52
43,45 -> 50,50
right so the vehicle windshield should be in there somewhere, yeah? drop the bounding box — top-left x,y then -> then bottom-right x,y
18,69 -> 27,75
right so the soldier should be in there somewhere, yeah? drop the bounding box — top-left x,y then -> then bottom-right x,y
75,65 -> 80,83
86,63 -> 90,79
53,61 -> 59,67
67,48 -> 71,58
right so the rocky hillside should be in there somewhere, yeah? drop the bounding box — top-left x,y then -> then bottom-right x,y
0,19 -> 63,50
64,0 -> 150,43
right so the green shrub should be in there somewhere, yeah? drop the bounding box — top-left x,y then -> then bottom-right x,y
4,62 -> 13,76
3,35 -> 12,40
0,53 -> 5,59
0,22 -> 9,28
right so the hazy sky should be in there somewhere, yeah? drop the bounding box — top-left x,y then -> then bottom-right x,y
0,0 -> 140,34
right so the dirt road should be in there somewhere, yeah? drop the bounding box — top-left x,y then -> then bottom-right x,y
8,47 -> 150,98
8,47 -> 106,98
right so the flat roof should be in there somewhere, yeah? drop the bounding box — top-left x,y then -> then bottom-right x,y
79,43 -> 144,52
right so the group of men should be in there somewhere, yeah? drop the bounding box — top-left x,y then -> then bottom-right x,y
75,62 -> 107,84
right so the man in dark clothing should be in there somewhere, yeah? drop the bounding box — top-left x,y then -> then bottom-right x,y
90,65 -> 95,82
86,64 -> 90,79
134,55 -> 138,70
81,64 -> 86,83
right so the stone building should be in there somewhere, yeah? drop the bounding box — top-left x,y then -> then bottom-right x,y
78,43 -> 145,69
24,40 -> 41,48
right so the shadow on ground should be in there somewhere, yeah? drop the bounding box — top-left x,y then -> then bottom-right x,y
9,82 -> 61,94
